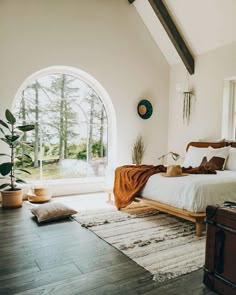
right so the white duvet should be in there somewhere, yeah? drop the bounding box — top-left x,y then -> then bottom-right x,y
140,170 -> 236,213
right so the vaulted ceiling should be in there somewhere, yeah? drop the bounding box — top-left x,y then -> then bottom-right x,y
133,0 -> 236,65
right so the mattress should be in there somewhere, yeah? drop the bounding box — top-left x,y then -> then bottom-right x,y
140,170 -> 236,213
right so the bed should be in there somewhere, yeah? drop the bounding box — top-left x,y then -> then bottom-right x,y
134,141 -> 236,237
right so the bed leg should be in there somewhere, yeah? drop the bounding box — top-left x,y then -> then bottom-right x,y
196,222 -> 203,237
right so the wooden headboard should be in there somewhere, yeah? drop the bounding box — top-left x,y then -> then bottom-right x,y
186,141 -> 227,151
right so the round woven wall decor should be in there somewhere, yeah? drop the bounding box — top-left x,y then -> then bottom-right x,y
137,99 -> 153,119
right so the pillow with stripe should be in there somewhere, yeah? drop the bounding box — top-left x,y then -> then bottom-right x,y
200,146 -> 230,170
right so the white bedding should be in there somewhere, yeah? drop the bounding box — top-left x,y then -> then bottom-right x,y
140,170 -> 236,213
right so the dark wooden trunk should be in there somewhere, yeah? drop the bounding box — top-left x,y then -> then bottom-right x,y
204,204 -> 236,295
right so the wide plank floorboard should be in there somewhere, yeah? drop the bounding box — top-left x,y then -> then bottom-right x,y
0,200 -> 216,295
14,261 -> 147,295
143,270 -> 216,295
0,264 -> 82,295
0,260 -> 40,281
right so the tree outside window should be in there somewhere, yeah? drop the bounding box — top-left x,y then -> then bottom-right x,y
14,73 -> 108,180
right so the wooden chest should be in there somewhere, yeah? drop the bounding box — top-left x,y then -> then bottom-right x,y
204,204 -> 236,295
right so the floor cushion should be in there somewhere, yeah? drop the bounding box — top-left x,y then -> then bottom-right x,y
30,202 -> 77,223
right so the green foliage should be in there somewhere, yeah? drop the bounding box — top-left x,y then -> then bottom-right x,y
0,162 -> 13,176
44,145 -> 50,154
12,73 -> 108,180
15,154 -> 33,168
17,125 -> 35,132
0,109 -> 34,190
76,140 -> 106,160
76,141 -> 87,160
0,119 -> 10,130
51,145 -> 59,156
5,109 -> 16,124
91,140 -> 106,158
0,183 -> 10,190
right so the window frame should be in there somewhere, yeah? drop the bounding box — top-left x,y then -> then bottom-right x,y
222,78 -> 236,139
13,66 -> 117,182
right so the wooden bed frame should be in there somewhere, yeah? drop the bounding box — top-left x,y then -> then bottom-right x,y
135,141 -> 230,237
135,197 -> 206,237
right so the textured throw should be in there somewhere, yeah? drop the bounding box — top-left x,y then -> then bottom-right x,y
114,164 -> 216,209
114,165 -> 166,209
73,204 -> 206,282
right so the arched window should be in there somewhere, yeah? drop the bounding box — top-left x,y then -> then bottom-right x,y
13,68 -> 115,181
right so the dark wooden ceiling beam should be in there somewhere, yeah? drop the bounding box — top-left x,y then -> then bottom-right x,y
129,0 -> 195,75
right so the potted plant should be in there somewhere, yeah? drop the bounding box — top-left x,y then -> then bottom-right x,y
0,109 -> 34,208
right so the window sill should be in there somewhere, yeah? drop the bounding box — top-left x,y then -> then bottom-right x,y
20,177 -> 106,198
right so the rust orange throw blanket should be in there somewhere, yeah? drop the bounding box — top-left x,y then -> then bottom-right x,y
113,164 -> 216,209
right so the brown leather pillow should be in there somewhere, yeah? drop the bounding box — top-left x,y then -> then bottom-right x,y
200,156 -> 225,171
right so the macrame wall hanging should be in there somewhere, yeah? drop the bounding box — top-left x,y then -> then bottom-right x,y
183,72 -> 194,125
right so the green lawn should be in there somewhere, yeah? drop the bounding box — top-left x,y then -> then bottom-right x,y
20,159 -> 106,181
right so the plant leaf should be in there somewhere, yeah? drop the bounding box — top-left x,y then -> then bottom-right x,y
15,154 -> 32,163
13,141 -> 20,148
0,119 -> 9,130
5,109 -> 16,124
5,135 -> 20,142
0,127 -> 5,134
15,178 -> 26,184
22,153 -> 32,160
16,125 -> 35,132
0,153 -> 10,157
20,142 -> 34,148
0,183 -> 10,190
16,168 -> 31,175
0,162 -> 13,176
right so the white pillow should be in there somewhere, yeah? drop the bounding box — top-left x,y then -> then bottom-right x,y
206,146 -> 230,170
225,148 -> 236,170
207,146 -> 230,161
182,146 -> 208,168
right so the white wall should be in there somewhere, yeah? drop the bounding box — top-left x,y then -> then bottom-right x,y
168,42 -> 236,156
0,0 -> 170,168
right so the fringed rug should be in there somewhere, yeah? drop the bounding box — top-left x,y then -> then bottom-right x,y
73,204 -> 206,282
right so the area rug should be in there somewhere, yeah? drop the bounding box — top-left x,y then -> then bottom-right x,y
73,204 -> 206,282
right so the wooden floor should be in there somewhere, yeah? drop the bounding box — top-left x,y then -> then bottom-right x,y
0,202 -> 216,295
